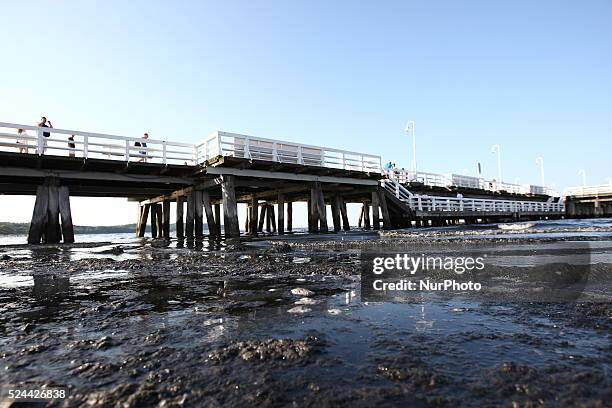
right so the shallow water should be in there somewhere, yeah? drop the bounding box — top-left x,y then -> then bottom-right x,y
0,218 -> 610,406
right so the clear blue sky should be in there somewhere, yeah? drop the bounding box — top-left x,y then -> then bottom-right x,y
1,1 -> 610,225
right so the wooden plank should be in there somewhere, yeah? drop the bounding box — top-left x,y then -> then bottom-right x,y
176,197 -> 184,238
371,191 -> 380,230
286,201 -> 292,232
139,177 -> 223,206
58,186 -> 75,243
202,190 -> 217,236
277,194 -> 285,235
194,190 -> 204,238
221,175 -> 240,238
185,193 -> 194,238
250,197 -> 258,236
27,185 -> 49,244
204,166 -> 379,185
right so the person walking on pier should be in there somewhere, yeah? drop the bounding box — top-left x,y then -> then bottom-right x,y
16,128 -> 29,153
37,116 -> 53,153
68,135 -> 76,157
135,132 -> 149,162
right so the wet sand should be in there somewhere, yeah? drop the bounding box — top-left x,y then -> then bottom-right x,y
0,223 -> 611,407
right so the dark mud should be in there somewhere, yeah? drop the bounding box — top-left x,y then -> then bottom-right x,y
0,231 -> 611,407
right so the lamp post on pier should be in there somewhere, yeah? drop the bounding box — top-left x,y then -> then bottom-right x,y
491,144 -> 502,183
405,121 -> 416,175
535,156 -> 545,187
578,169 -> 586,186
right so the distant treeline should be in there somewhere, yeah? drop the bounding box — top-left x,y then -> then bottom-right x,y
0,222 -> 139,235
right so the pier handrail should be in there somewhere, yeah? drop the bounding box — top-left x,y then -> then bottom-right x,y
195,131 -> 382,173
406,194 -> 565,213
0,121 -> 196,165
565,184 -> 612,197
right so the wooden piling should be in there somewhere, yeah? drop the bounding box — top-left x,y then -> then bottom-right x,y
150,203 -> 159,238
214,204 -> 221,234
339,196 -> 350,231
307,197 -> 317,233
258,204 -> 266,232
286,201 -> 292,232
221,175 -> 240,238
137,204 -> 150,237
176,197 -> 184,238
250,197 -> 258,236
358,205 -> 364,228
46,181 -> 61,244
154,204 -> 163,238
27,185 -> 49,244
265,204 -> 272,233
277,194 -> 285,235
363,202 -> 371,229
162,200 -> 171,239
377,188 -> 391,230
331,196 -> 341,232
58,186 -> 74,243
202,191 -> 217,236
371,192 -> 380,230
313,182 -> 328,232
185,193 -> 194,238
193,191 -> 204,238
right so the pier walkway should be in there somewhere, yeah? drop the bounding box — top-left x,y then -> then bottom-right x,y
0,121 -> 566,243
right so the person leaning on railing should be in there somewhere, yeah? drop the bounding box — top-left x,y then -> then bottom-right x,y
37,116 -> 53,153
16,128 -> 28,153
135,132 -> 149,162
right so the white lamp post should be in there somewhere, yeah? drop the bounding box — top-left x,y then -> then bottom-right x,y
491,144 -> 502,182
578,169 -> 586,186
405,121 -> 416,174
535,157 -> 545,187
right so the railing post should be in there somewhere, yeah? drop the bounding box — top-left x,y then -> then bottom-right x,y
297,146 -> 303,165
273,142 -> 278,162
341,152 -> 345,169
460,198 -> 464,211
83,135 -> 88,159
36,129 -> 43,155
216,132 -> 222,156
163,141 -> 167,165
245,138 -> 251,159
431,198 -> 436,211
125,140 -> 130,161
417,196 -> 423,211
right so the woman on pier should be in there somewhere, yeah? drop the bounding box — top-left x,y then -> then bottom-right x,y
135,132 -> 149,162
16,129 -> 29,153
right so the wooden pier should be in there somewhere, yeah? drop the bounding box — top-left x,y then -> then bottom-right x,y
0,122 -> 568,244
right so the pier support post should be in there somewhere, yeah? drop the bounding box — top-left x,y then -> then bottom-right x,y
331,195 -> 341,232
28,185 -> 49,244
307,198 -> 317,233
371,192 -> 380,230
265,204 -> 272,233
214,204 -> 221,234
221,175 -> 240,238
150,204 -> 159,238
339,196 -> 350,231
46,181 -> 62,243
258,204 -> 266,233
58,186 -> 74,243
202,191 -> 218,236
250,197 -> 258,236
154,204 -> 163,238
185,193 -> 195,238
363,202 -> 371,229
137,204 -> 150,238
377,188 -> 391,230
277,194 -> 285,235
286,201 -> 292,232
176,197 -> 184,238
358,205 -> 364,228
310,182 -> 328,232
162,200 -> 171,239
194,191 -> 204,238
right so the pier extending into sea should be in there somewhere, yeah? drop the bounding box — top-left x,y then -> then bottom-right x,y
0,121 -> 570,244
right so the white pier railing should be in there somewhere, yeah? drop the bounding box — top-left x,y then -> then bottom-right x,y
565,184 -> 612,197
385,168 -> 553,196
0,122 -> 195,165
195,131 -> 382,173
381,175 -> 564,214
0,122 -> 382,173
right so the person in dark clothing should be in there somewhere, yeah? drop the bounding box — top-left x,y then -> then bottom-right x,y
68,135 -> 76,157
37,116 -> 53,153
